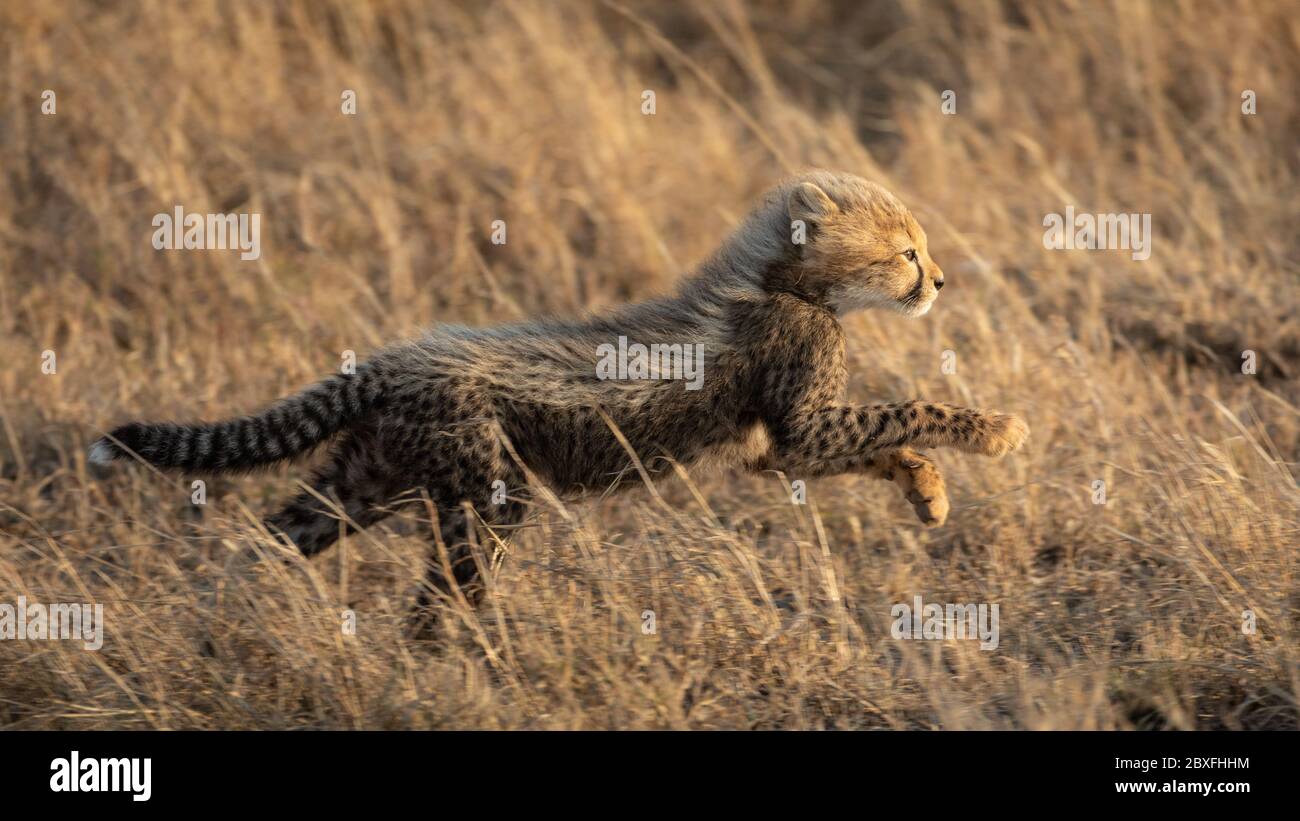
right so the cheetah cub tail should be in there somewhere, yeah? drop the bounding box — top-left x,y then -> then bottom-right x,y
89,365 -> 387,473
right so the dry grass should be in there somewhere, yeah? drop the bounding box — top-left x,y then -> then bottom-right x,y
1,0 -> 1297,729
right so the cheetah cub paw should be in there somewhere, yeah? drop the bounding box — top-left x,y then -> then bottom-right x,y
973,413 -> 1029,458
897,455 -> 950,527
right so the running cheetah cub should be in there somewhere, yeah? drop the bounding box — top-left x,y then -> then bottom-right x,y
91,170 -> 1027,608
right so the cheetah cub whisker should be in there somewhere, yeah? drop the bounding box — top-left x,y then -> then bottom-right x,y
91,170 -> 1028,613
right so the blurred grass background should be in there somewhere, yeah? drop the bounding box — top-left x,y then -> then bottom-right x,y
0,0 -> 1297,728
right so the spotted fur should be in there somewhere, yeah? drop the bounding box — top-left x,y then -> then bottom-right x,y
92,170 -> 1027,612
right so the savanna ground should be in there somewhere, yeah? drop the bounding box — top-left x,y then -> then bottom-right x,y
0,0 -> 1297,729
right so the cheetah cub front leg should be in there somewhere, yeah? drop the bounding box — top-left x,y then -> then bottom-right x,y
770,401 -> 1027,526
863,449 -> 950,527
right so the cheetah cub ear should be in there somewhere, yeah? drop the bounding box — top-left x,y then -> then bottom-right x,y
787,181 -> 839,226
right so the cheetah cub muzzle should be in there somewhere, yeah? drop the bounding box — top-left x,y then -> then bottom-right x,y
91,170 -> 1028,618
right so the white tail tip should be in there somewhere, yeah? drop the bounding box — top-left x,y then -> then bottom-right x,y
88,439 -> 117,465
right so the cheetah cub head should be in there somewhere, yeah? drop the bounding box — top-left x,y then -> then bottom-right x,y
785,171 -> 945,317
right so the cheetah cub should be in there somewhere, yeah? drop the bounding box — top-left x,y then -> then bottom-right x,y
91,170 -> 1027,609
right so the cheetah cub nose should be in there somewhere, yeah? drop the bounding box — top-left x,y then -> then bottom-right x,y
934,277 -> 945,290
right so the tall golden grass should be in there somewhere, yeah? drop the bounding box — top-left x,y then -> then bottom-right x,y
0,0 -> 1296,729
